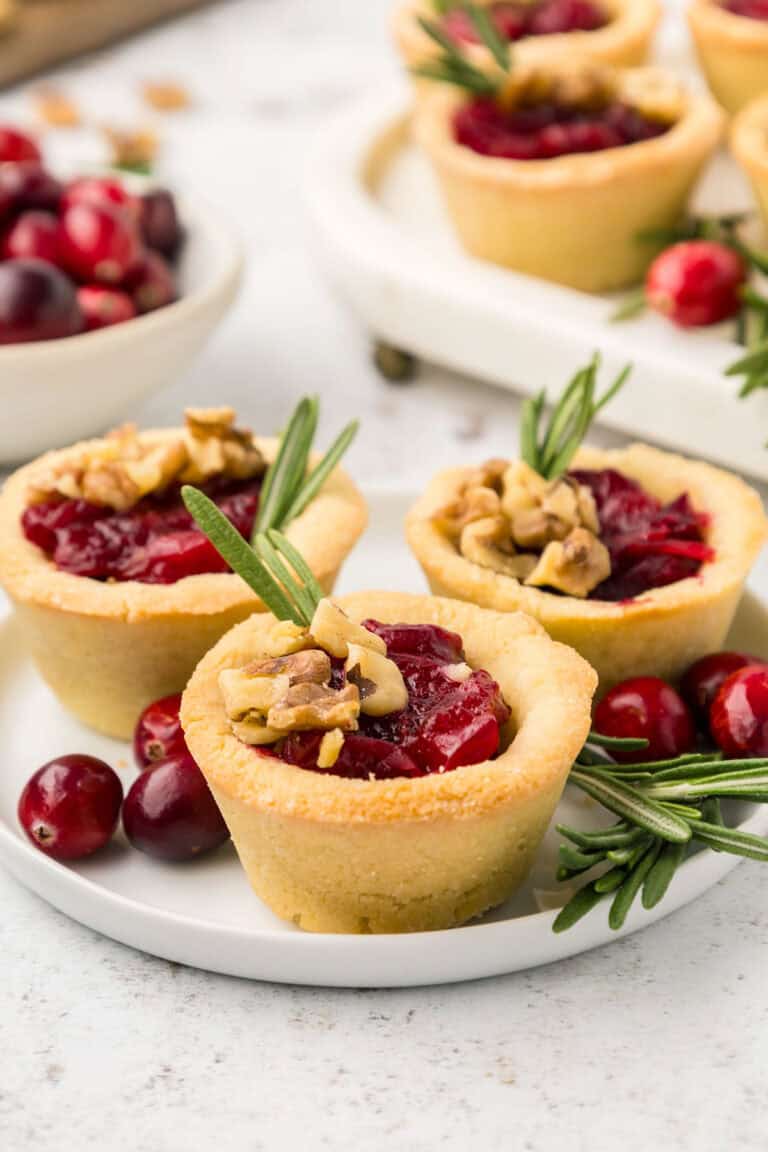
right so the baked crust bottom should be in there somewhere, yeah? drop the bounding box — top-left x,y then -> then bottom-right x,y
0,433 -> 367,738
181,592 -> 596,934
688,1 -> 768,115
406,444 -> 767,691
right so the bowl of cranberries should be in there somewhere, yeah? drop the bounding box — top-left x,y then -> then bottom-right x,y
0,124 -> 243,464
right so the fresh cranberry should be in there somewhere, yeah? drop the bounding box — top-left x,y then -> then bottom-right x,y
123,752 -> 228,861
710,665 -> 768,758
279,731 -> 424,779
361,621 -> 465,662
724,0 -> 768,17
594,677 -> 697,763
77,284 -> 136,331
1,210 -> 59,263
571,469 -> 712,601
134,694 -> 185,768
680,651 -> 760,728
0,163 -> 62,216
117,530 -> 229,583
125,250 -> 176,313
0,125 -> 41,164
444,3 -> 528,43
529,0 -> 605,34
0,259 -> 82,344
646,241 -> 747,328
62,176 -> 139,220
58,202 -> 141,284
139,189 -> 183,259
443,0 -> 605,42
18,754 -> 123,860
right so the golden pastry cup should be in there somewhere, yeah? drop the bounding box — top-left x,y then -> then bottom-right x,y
181,591 -> 596,934
0,433 -> 367,739
393,0 -> 661,77
413,67 -> 723,292
406,444 -> 768,691
688,0 -> 768,116
731,93 -> 768,230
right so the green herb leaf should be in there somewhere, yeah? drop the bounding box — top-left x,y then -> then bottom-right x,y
608,841 -> 661,930
642,841 -> 686,909
552,882 -> 606,933
281,420 -> 359,527
464,2 -> 509,70
570,769 -> 692,844
690,820 -> 768,862
254,397 -> 317,539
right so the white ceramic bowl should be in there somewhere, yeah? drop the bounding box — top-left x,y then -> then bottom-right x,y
0,191 -> 243,464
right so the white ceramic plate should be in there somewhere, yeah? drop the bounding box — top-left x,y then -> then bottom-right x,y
0,487 -> 767,987
307,21 -> 768,482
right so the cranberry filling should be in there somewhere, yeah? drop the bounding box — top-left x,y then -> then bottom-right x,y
273,622 -> 511,781
570,468 -> 713,601
454,96 -> 670,160
443,0 -> 607,45
722,0 -> 768,19
21,475 -> 260,584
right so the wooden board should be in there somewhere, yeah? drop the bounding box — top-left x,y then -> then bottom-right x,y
0,0 -> 221,89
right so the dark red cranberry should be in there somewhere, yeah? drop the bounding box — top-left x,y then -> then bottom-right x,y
361,621 -> 465,663
18,754 -> 123,860
529,0 -> 605,34
138,188 -> 182,259
1,210 -> 59,263
724,0 -> 768,17
594,677 -> 697,763
0,162 -> 62,215
62,176 -> 139,220
0,259 -> 82,344
77,284 -> 136,331
123,752 -> 228,861
444,3 -> 528,43
117,530 -> 229,583
409,669 -> 509,772
58,202 -> 141,284
125,250 -> 176,313
646,241 -> 747,328
680,651 -> 759,728
134,693 -> 185,768
279,731 -> 424,779
710,665 -> 768,758
0,125 -> 41,164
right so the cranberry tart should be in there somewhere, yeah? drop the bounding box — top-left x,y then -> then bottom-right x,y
181,592 -> 595,933
394,0 -> 661,74
688,0 -> 768,115
731,93 -> 768,230
0,408 -> 366,738
414,59 -> 723,291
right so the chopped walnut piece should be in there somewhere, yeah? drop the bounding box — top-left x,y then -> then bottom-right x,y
261,620 -> 313,657
318,729 -> 345,769
511,507 -> 571,551
34,86 -> 81,128
465,458 -> 508,493
231,718 -> 282,746
525,528 -> 611,598
622,71 -> 683,125
103,125 -> 159,171
443,662 -> 473,684
460,517 -> 537,580
432,484 -> 501,539
267,682 -> 360,733
142,81 -> 192,112
181,407 -> 264,484
500,460 -> 547,520
309,599 -> 386,659
219,668 -> 290,720
245,650 -> 332,686
345,643 -> 408,717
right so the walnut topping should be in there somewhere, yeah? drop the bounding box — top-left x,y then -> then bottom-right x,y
267,682 -> 360,733
526,527 -> 611,597
26,408 -> 265,511
443,662 -> 473,684
345,643 -> 408,717
318,729 -> 345,769
460,517 -> 537,581
308,599 -> 386,659
261,620 -> 313,657
432,484 -> 502,539
219,651 -> 331,722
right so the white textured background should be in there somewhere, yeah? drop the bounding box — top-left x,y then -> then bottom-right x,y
1,2 -> 767,1149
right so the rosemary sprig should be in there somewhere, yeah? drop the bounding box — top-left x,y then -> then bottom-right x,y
520,354 -> 631,480
253,396 -> 358,542
181,486 -> 322,626
553,738 -> 768,933
413,3 -> 510,93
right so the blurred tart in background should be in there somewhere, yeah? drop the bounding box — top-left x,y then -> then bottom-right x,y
731,93 -> 768,229
688,0 -> 768,116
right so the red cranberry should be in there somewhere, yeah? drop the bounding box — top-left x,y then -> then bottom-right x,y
18,754 -> 123,860
0,162 -> 62,216
123,752 -> 228,861
680,651 -> 759,728
0,259 -> 82,344
529,0 -> 605,34
360,621 -> 465,663
62,176 -> 139,220
1,210 -> 60,263
724,0 -> 768,17
58,202 -> 141,284
77,284 -> 136,331
444,3 -> 528,43
125,250 -> 176,313
646,241 -> 747,328
0,125 -> 41,164
710,665 -> 768,758
593,677 -> 697,763
138,189 -> 182,259
134,693 -> 185,768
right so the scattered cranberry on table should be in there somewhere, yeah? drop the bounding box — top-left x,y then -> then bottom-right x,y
593,676 -> 697,763
680,651 -> 759,728
133,693 -> 186,768
18,754 -> 123,860
122,751 -> 229,862
710,664 -> 768,758
645,241 -> 747,328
